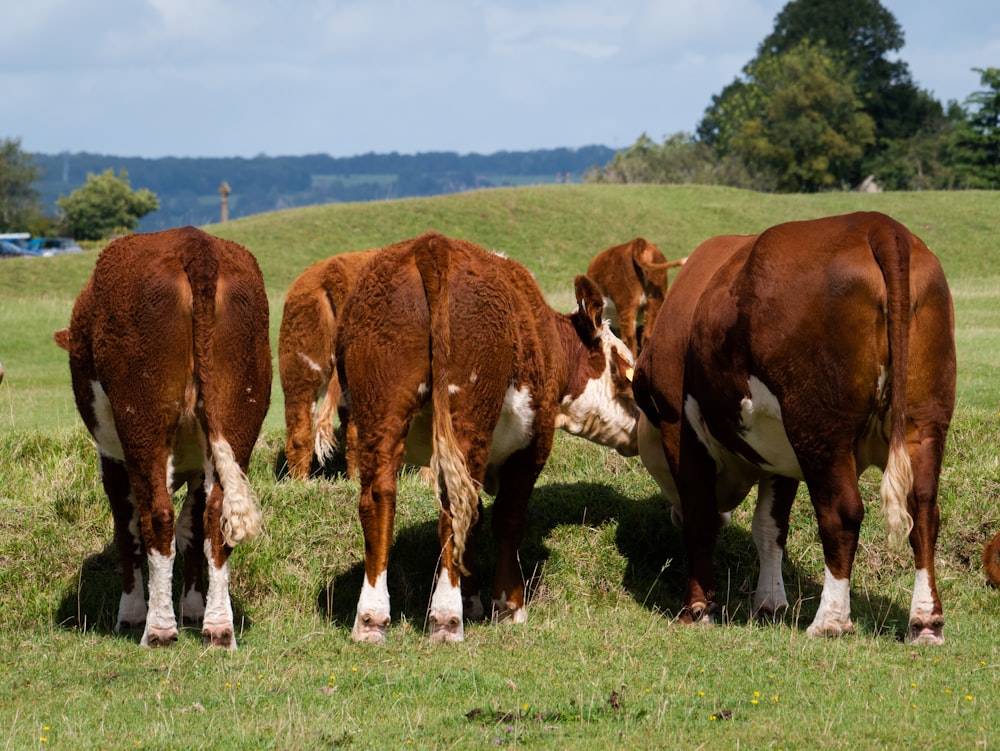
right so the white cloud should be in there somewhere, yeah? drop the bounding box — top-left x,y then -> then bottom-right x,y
2,0 -> 996,158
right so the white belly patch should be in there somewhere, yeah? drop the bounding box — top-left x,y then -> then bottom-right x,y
737,376 -> 801,479
403,383 -> 535,471
90,380 -> 125,461
682,376 -> 801,508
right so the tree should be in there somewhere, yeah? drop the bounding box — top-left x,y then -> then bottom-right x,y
57,169 -> 159,240
699,0 -> 940,184
0,137 -> 43,232
953,67 -> 1000,188
726,43 -> 875,191
757,0 -> 940,146
869,102 -> 965,190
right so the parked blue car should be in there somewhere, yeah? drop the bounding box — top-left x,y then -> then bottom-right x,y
28,237 -> 83,255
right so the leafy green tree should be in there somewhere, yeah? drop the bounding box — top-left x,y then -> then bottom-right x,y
869,102 -> 965,190
728,42 -> 875,192
699,0 -> 941,184
756,0 -> 940,145
0,137 -> 43,232
57,169 -> 159,240
953,67 -> 1000,188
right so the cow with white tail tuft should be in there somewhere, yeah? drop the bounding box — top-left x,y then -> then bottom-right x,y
633,212 -> 955,645
56,226 -> 271,649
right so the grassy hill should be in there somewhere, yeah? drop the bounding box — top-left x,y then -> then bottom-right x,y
2,184 -> 997,429
1,185 -> 998,749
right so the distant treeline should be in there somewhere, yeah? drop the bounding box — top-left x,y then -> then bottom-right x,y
30,146 -> 617,231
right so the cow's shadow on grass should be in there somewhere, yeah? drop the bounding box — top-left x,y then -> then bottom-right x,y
614,493 -> 912,638
319,480 -> 911,640
56,545 -> 254,644
319,481 -> 631,630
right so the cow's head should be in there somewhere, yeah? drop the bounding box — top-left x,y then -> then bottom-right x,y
557,275 -> 640,456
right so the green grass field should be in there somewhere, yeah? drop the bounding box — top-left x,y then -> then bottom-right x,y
1,185 -> 998,749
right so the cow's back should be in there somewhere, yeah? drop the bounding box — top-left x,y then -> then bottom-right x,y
339,237 -> 531,418
633,211 -> 955,643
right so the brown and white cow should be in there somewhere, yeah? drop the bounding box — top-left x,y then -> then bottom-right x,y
55,227 -> 271,649
278,249 -> 377,479
632,212 -> 955,645
337,231 -> 640,643
587,237 -> 686,357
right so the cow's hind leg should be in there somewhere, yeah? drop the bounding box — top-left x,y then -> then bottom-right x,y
202,477 -> 238,650
906,437 -> 946,645
752,475 -> 797,618
282,361 -> 327,480
352,422 -> 408,643
488,447 -> 547,626
677,421 -> 725,624
805,461 -> 863,638
130,461 -> 179,647
103,456 -> 147,632
429,442 -> 490,644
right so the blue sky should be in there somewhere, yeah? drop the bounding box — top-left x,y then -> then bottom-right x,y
3,0 -> 997,159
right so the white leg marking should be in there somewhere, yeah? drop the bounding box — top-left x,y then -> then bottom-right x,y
910,568 -> 934,622
116,569 -> 147,630
201,539 -> 236,650
141,547 -> 178,647
807,566 -> 853,638
352,570 -> 391,643
429,567 -> 465,643
492,591 -> 527,625
908,568 -> 944,645
751,479 -> 788,616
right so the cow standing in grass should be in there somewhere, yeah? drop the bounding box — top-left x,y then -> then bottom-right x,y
632,212 -> 955,644
587,237 -> 686,357
337,232 -> 640,643
278,249 -> 378,479
55,227 -> 271,649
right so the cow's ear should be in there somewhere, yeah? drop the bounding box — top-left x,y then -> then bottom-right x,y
574,274 -> 604,342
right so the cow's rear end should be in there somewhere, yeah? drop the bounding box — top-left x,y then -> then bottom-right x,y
634,212 -> 955,644
57,227 -> 270,649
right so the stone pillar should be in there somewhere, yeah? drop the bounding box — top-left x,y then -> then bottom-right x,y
218,181 -> 232,223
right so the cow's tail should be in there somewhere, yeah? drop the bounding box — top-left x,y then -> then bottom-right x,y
181,233 -> 261,547
413,235 -> 480,576
314,285 -> 343,466
869,216 -> 914,546
638,256 -> 687,273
